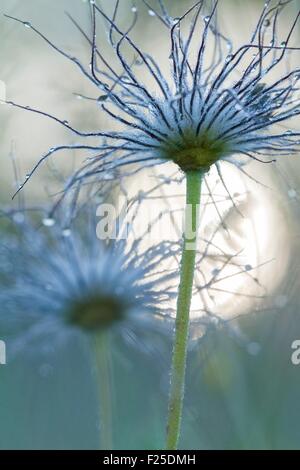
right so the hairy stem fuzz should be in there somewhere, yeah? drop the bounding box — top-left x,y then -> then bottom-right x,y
166,170 -> 203,450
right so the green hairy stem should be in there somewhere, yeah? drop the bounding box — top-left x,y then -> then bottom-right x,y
166,170 -> 203,450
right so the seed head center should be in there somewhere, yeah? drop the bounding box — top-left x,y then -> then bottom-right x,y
161,129 -> 229,172
68,294 -> 125,331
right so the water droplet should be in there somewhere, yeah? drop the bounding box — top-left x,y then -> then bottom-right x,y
49,148 -> 55,153
210,317 -> 219,326
204,16 -> 210,23
264,19 -> 271,27
235,103 -> 243,112
247,342 -> 261,356
13,212 -> 25,224
131,6 -> 137,13
288,188 -> 297,199
169,93 -> 182,104
62,120 -> 69,125
148,9 -> 156,17
135,58 -> 143,66
98,94 -> 108,102
225,54 -> 234,63
62,228 -> 71,237
280,41 -> 287,48
42,217 -> 55,227
171,17 -> 180,26
24,21 -> 31,29
284,130 -> 293,136
138,190 -> 145,199
211,268 -> 220,276
103,172 -> 114,181
245,264 -> 252,271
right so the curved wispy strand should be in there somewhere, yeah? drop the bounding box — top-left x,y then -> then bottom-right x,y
3,0 -> 300,195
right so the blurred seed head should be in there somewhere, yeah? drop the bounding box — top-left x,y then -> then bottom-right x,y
0,196 -> 178,356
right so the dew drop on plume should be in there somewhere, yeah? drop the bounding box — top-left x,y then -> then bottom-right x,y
247,342 -> 261,356
42,217 -> 55,227
62,228 -> 72,238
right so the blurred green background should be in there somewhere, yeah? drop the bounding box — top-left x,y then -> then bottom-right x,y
1,0 -> 300,450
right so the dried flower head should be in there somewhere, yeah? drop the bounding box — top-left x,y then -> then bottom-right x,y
3,0 -> 300,194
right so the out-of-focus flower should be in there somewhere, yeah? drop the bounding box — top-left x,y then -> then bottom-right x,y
3,0 -> 300,193
0,200 -> 178,355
